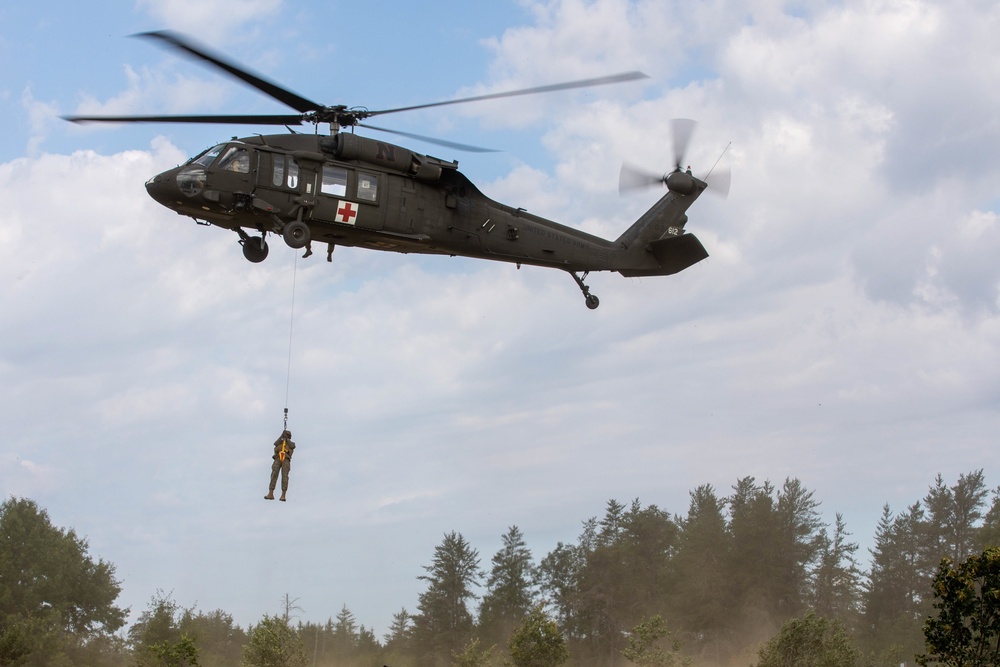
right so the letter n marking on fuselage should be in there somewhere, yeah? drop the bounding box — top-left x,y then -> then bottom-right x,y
375,143 -> 396,162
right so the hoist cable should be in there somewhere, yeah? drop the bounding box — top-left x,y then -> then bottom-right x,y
283,251 -> 299,430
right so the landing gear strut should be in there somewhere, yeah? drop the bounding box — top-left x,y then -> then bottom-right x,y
571,271 -> 600,310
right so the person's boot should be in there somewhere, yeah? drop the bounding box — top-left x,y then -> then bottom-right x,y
265,489 -> 275,500
279,490 -> 287,502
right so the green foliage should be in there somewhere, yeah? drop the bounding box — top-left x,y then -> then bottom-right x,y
752,611 -> 862,667
136,633 -> 200,667
451,636 -> 496,667
981,488 -> 1000,549
130,591 -> 183,650
179,609 -> 246,667
10,471 -> 1000,667
507,606 -> 567,667
917,547 -> 1000,667
621,615 -> 689,667
241,614 -> 306,667
129,593 -> 245,667
568,500 -> 678,663
0,497 -> 126,665
0,614 -> 39,666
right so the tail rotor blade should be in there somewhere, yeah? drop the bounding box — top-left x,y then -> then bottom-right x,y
671,118 -> 697,170
705,167 -> 731,198
619,163 -> 666,194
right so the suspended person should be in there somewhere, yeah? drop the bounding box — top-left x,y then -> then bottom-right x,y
264,430 -> 296,501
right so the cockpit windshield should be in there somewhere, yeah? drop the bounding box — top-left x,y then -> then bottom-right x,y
189,144 -> 226,167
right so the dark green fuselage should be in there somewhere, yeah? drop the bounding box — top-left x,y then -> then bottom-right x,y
145,133 -> 709,281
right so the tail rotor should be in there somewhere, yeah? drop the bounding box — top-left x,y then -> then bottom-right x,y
618,119 -> 730,197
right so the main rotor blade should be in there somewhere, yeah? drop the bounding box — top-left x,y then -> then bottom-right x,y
358,123 -> 498,153
64,113 -> 306,125
135,31 -> 324,113
367,71 -> 649,117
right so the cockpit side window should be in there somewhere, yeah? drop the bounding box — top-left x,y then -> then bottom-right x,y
218,146 -> 250,174
287,159 -> 299,189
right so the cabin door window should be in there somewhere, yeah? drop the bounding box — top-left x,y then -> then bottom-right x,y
357,172 -> 378,202
272,154 -> 285,187
321,166 -> 348,196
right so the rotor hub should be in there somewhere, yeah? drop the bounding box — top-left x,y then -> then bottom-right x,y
665,170 -> 696,196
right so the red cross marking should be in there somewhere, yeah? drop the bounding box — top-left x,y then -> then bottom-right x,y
336,201 -> 358,225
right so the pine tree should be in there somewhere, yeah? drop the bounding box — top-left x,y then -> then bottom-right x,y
536,541 -> 583,636
383,608 -> 412,651
774,478 -> 824,616
980,487 -> 1000,549
809,513 -> 862,630
330,604 -> 358,663
572,500 -> 677,667
671,485 -> 730,656
860,503 -> 925,656
478,526 -> 536,647
411,531 -> 482,666
725,478 -> 823,640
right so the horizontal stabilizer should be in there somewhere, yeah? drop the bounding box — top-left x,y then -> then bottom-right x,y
650,233 -> 708,274
620,233 -> 708,277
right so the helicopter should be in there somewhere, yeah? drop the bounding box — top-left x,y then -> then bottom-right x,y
66,31 -> 729,309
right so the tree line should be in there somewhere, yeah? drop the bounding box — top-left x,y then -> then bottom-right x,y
2,469 -> 998,666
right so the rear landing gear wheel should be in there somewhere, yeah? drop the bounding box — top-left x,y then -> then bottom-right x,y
283,221 -> 311,249
570,271 -> 600,310
242,236 -> 269,263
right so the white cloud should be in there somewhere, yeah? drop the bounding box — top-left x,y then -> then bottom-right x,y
3,0 -> 1000,637
21,87 -> 60,157
70,64 -> 231,118
135,0 -> 283,42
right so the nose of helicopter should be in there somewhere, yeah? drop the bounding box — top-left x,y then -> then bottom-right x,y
145,170 -> 178,207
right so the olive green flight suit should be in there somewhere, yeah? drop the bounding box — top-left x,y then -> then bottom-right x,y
265,430 -> 296,501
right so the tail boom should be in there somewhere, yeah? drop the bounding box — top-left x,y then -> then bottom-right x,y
614,183 -> 708,277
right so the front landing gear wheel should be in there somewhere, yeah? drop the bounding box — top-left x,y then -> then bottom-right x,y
242,236 -> 269,263
570,271 -> 600,310
282,220 -> 311,249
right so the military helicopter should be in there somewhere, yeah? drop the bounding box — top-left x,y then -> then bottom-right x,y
66,31 -> 729,309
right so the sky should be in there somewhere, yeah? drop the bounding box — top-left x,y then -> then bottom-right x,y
2,0 -> 1000,639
